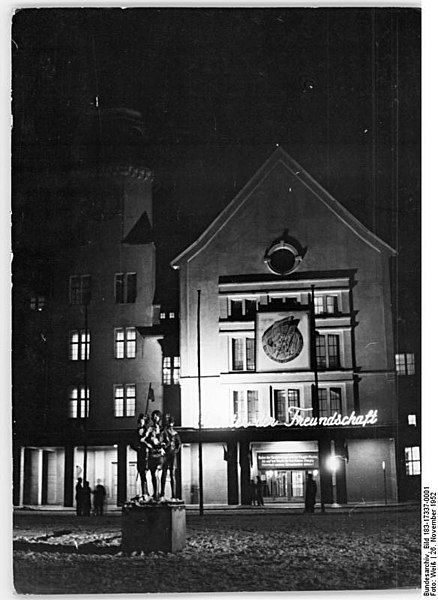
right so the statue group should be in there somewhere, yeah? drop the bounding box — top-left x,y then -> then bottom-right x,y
133,410 -> 182,503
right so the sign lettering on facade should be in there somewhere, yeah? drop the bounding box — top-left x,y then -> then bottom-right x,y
257,452 -> 318,470
232,409 -> 378,429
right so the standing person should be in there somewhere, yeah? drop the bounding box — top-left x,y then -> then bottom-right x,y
75,477 -> 83,516
134,413 -> 150,499
249,479 -> 256,506
304,472 -> 317,513
82,481 -> 92,516
255,476 -> 264,506
145,410 -> 165,501
93,479 -> 106,516
160,415 -> 181,499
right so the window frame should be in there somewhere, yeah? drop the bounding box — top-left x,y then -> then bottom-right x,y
113,384 -> 136,417
314,294 -> 340,315
68,385 -> 90,419
69,274 -> 91,305
395,352 -> 416,375
316,332 -> 341,369
318,387 -> 342,418
114,272 -> 137,304
405,445 -> 421,476
30,295 -> 45,311
114,327 -> 137,359
230,336 -> 256,372
162,356 -> 181,385
273,388 -> 300,423
232,389 -> 259,424
69,329 -> 90,361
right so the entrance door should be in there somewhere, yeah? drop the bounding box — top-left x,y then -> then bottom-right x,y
264,470 -> 305,503
128,462 -> 137,499
110,462 -> 118,504
291,470 -> 305,501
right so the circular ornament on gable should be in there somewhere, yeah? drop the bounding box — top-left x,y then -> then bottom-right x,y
264,240 -> 303,275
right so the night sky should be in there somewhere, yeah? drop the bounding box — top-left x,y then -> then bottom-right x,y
12,7 -> 421,346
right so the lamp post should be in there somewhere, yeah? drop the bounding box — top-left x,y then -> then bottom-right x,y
382,460 -> 388,505
327,441 -> 342,508
197,289 -> 204,516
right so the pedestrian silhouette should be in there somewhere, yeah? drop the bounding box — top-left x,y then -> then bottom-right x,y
304,472 -> 317,513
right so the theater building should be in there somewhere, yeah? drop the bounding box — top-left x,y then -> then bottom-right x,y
171,147 -> 402,506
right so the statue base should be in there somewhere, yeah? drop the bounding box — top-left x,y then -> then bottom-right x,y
121,499 -> 186,553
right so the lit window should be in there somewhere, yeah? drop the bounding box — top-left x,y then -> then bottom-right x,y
232,390 -> 259,424
318,388 -> 342,418
247,390 -> 259,424
274,389 -> 300,423
231,337 -> 255,371
316,333 -> 340,369
114,384 -> 136,417
314,295 -> 338,315
396,353 -> 415,375
69,329 -> 90,361
160,312 -> 166,320
30,295 -> 45,311
162,356 -> 180,385
68,386 -> 89,418
69,275 -> 91,305
115,273 -> 137,304
405,446 -> 421,475
169,312 -> 175,319
114,327 -> 137,359
408,414 -> 417,426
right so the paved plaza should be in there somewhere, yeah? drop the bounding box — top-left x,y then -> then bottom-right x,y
12,504 -> 421,594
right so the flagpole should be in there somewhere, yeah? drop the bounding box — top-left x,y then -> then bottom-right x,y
197,289 -> 204,516
145,382 -> 152,416
309,285 -> 326,512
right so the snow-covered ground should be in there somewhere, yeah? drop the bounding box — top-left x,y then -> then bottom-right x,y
13,508 -> 421,594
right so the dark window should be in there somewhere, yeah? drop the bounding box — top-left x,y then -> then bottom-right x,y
316,333 -> 340,369
230,300 -> 243,318
231,338 -> 255,371
327,335 -> 340,368
245,299 -> 257,318
318,387 -> 342,417
246,338 -> 255,371
70,275 -> 91,305
274,389 -> 300,423
115,273 -> 137,304
30,295 -> 45,311
232,338 -> 244,370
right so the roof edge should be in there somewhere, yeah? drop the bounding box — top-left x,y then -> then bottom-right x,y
171,146 -> 397,267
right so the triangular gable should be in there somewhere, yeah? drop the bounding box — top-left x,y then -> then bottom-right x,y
171,146 -> 396,268
123,211 -> 154,245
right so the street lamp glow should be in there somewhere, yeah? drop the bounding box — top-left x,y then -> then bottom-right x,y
382,460 -> 386,470
326,456 -> 339,472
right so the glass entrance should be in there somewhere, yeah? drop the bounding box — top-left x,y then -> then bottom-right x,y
264,470 -> 305,502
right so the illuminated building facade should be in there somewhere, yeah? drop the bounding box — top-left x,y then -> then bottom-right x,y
171,147 -> 413,506
13,109 -> 172,508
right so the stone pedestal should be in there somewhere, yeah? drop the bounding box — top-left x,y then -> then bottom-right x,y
121,501 -> 186,553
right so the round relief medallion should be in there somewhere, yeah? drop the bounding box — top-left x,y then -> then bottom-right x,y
262,316 -> 304,363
